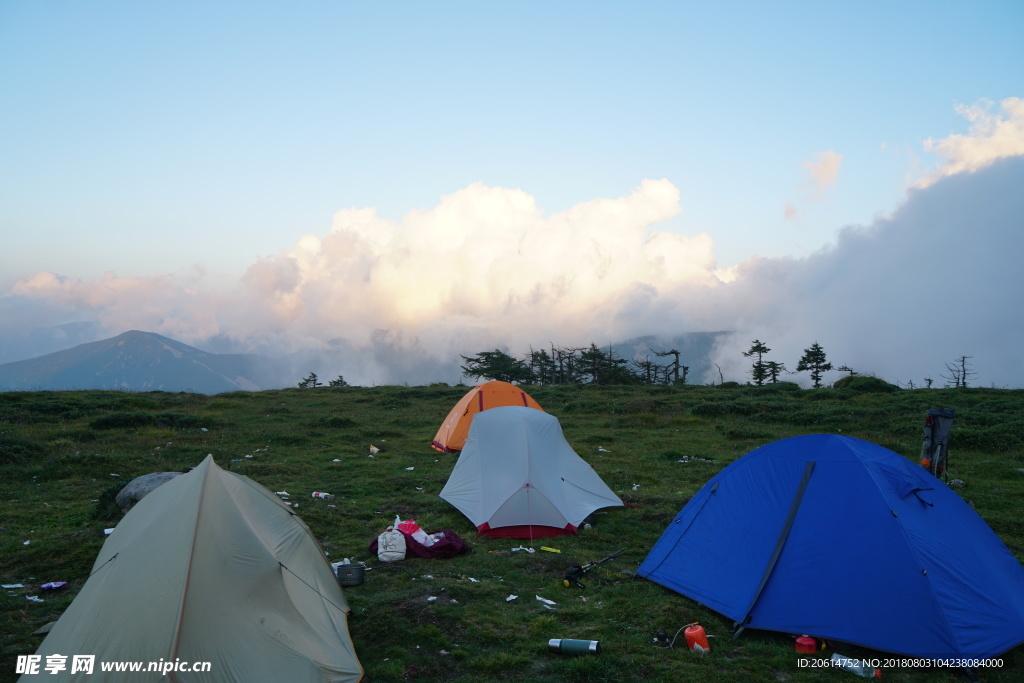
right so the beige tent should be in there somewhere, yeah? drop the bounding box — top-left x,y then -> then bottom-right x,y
25,456 -> 362,682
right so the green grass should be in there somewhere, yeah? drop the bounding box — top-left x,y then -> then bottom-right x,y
2,385 -> 1023,681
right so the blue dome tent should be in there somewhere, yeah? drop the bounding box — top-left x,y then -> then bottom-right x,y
638,434 -> 1024,661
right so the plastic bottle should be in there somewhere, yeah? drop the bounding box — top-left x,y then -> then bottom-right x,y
548,639 -> 601,655
830,653 -> 881,678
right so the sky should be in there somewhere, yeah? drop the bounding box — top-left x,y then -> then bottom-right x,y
2,1 -> 1023,387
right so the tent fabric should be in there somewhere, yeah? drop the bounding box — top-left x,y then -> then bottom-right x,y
638,434 -> 1024,661
439,406 -> 623,538
25,456 -> 363,682
431,381 -> 543,452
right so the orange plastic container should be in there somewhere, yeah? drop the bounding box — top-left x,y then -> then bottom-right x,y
684,623 -> 710,653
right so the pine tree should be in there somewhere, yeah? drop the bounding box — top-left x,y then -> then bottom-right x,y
460,349 -> 533,384
764,360 -> 787,384
742,339 -> 771,386
796,342 -> 833,388
298,372 -> 321,388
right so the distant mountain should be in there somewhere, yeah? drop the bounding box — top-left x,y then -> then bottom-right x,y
0,331 -> 286,394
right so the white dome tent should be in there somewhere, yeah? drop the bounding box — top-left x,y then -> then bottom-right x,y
439,406 -> 623,539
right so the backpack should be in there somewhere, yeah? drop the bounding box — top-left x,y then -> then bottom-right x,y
376,528 -> 407,562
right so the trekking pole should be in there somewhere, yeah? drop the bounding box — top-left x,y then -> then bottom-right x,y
563,549 -> 625,588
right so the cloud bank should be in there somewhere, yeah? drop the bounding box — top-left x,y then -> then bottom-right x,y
2,99 -> 1022,387
710,156 -> 1024,388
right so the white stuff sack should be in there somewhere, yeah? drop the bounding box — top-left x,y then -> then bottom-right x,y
377,528 -> 407,562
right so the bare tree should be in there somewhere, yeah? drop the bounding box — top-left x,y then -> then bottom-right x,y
632,355 -> 658,385
651,347 -> 688,385
942,355 -> 976,388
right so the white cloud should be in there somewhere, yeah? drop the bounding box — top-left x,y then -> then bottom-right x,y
786,150 -> 842,220
804,150 -> 843,193
9,270 -> 223,345
236,179 -> 723,349
918,97 -> 1024,187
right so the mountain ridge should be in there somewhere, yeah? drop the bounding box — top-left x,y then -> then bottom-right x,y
0,329 -> 731,393
0,330 -> 283,394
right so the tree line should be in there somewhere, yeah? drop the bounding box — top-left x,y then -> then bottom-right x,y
460,340 -> 977,389
290,342 -> 977,389
460,343 -> 685,386
459,341 -> 836,388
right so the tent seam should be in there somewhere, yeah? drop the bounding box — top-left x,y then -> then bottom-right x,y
167,458 -> 214,676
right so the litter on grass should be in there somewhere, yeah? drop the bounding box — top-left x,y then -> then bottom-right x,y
536,596 -> 556,605
40,582 -> 67,590
506,595 -> 518,602
27,596 -> 43,603
2,584 -> 23,589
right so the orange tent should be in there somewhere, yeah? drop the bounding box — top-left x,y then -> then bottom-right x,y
431,381 -> 544,452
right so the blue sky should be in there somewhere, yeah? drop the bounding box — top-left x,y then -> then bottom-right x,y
2,1 -> 1023,386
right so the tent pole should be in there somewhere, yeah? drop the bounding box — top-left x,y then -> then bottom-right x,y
735,461 -> 815,631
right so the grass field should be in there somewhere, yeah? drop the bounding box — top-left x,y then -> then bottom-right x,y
2,382 -> 1023,681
